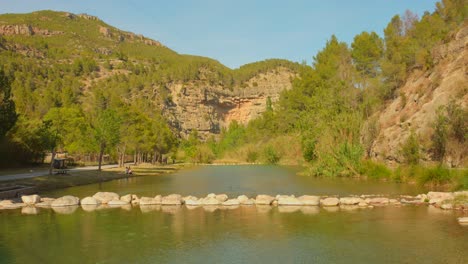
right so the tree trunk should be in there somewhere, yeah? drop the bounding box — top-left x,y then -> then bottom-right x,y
49,148 -> 56,175
98,142 -> 105,171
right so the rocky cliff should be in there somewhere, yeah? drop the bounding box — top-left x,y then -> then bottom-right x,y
370,25 -> 467,167
164,67 -> 296,139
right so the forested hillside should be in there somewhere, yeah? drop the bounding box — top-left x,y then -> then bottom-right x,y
0,1 -> 466,189
0,10 -> 301,167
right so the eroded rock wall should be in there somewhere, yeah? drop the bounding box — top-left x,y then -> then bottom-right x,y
163,67 -> 296,139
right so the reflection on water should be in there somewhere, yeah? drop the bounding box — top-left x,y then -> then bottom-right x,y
1,205 -> 467,264
1,165 -> 466,263
43,165 -> 426,198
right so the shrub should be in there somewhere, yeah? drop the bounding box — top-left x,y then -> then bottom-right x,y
359,160 -> 392,179
246,150 -> 258,163
264,146 -> 280,164
431,107 -> 448,161
401,130 -> 420,164
418,165 -> 451,186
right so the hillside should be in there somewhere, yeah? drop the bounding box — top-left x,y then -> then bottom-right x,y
0,10 -> 301,139
370,25 -> 468,167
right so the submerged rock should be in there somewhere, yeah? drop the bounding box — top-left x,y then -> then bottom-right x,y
51,196 -> 79,207
21,206 -> 39,215
21,194 -> 41,205
458,217 -> 468,224
52,205 -> 79,214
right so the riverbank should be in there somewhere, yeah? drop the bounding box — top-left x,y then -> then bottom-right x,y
0,164 -> 184,194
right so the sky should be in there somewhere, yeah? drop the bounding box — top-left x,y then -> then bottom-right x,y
0,0 -> 439,68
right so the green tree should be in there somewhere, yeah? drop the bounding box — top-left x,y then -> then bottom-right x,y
0,69 -> 17,138
93,109 -> 121,170
351,31 -> 384,77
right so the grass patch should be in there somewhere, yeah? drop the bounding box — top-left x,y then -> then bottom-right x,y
359,160 -> 392,179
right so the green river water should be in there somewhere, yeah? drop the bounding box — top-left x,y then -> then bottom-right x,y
0,165 -> 467,263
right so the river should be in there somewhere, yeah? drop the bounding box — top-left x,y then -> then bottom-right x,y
0,165 -> 467,263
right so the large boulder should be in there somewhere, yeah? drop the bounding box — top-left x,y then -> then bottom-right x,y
185,197 -> 201,206
298,195 -> 320,206
277,195 -> 303,206
320,197 -> 340,207
81,197 -> 100,205
200,196 -> 221,205
161,194 -> 182,205
237,195 -> 249,203
51,196 -> 80,207
340,197 -> 362,205
255,195 -> 275,205
131,194 -> 140,205
216,194 -> 229,203
120,194 -> 133,203
427,192 -> 454,205
93,192 -> 120,204
21,194 -> 41,205
139,196 -> 161,205
222,199 -> 240,206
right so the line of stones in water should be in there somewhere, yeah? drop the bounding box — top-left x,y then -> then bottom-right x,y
1,191 -> 467,224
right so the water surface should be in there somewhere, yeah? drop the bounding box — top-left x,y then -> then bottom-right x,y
1,165 -> 466,264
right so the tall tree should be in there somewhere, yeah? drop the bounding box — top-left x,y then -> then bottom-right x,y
351,31 -> 384,78
0,69 -> 17,138
93,109 -> 121,170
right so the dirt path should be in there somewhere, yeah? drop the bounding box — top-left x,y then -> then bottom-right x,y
0,164 -> 118,182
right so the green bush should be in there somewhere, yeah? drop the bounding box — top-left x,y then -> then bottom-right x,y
264,146 -> 280,164
401,131 -> 420,164
246,150 -> 258,163
418,165 -> 451,185
359,160 -> 392,179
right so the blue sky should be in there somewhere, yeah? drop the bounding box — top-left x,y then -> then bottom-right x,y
0,0 -> 439,68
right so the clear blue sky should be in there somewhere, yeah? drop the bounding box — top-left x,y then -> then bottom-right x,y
0,0 -> 439,68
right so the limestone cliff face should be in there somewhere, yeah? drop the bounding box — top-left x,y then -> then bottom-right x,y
163,67 -> 296,139
370,25 -> 468,167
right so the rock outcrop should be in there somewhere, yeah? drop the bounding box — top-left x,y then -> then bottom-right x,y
165,67 -> 296,139
369,25 -> 468,166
